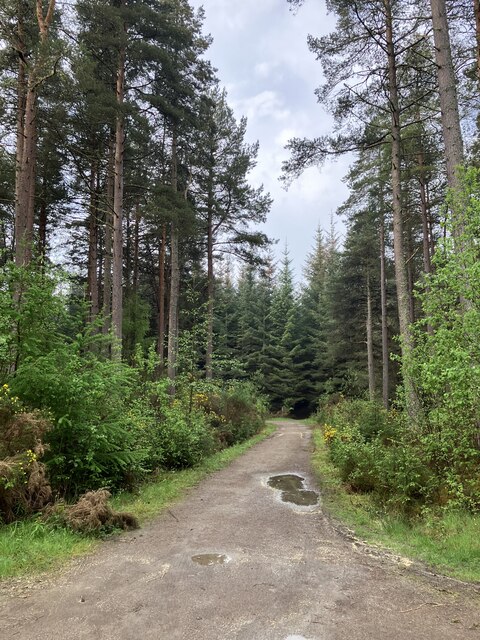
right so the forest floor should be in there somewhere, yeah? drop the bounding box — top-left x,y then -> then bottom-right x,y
1,420 -> 479,640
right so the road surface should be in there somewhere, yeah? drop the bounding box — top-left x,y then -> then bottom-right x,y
1,421 -> 479,639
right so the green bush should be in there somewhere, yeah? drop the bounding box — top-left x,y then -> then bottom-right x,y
192,381 -> 267,447
10,342 -> 149,495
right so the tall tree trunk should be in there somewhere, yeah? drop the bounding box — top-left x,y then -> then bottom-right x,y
37,179 -> 47,263
418,151 -> 432,277
366,273 -> 375,402
87,159 -> 99,321
430,0 -> 464,232
379,215 -> 389,409
384,0 -> 420,421
158,225 -> 166,371
475,0 -> 480,84
406,224 -> 415,325
102,139 -> 114,336
205,166 -> 215,380
14,0 -> 56,267
16,83 -> 37,266
112,37 -> 126,358
167,130 -> 180,392
14,11 -> 26,267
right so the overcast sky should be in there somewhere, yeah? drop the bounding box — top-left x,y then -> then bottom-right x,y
189,0 -> 351,279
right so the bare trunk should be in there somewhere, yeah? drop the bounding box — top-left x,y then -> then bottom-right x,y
102,139 -> 114,336
112,39 -> 126,358
205,174 -> 214,380
16,84 -> 37,266
167,130 -> 179,392
379,215 -> 389,409
14,0 -> 56,267
37,181 -> 47,262
430,0 -> 464,233
418,152 -> 432,277
87,159 -> 99,321
385,0 -> 420,421
406,225 -> 415,325
475,0 -> 480,84
158,225 -> 166,371
14,15 -> 26,266
366,274 -> 375,402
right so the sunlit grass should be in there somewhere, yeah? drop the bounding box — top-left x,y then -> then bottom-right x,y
0,422 -> 277,581
311,427 -> 480,582
0,519 -> 97,579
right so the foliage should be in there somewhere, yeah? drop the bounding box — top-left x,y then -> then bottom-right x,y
406,167 -> 480,510
0,384 -> 52,523
10,337 -> 149,495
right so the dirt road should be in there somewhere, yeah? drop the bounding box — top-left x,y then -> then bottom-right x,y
1,421 -> 479,639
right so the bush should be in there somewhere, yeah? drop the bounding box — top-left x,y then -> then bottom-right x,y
192,381 -> 267,447
10,342 -> 149,495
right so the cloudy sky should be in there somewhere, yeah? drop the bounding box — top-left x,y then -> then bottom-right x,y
189,0 -> 351,278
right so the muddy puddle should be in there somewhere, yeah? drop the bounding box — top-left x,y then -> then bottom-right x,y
191,554 -> 229,566
268,474 -> 318,506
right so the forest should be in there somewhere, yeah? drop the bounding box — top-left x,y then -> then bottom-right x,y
0,0 -> 480,537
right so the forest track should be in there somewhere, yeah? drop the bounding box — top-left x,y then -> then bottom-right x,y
1,420 -> 479,639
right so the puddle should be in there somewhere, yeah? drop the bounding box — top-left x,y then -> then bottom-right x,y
191,553 -> 229,566
268,474 -> 318,506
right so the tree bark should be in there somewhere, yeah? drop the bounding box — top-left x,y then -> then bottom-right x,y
429,0 -> 464,230
384,0 -> 420,421
379,215 -> 389,410
102,139 -> 114,336
87,159 -> 99,321
112,35 -> 126,357
14,0 -> 56,267
167,130 -> 180,392
366,273 -> 375,402
158,225 -> 166,371
205,164 -> 215,380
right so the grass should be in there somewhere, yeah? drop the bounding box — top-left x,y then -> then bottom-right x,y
311,427 -> 480,583
0,421 -> 278,581
0,520 -> 97,579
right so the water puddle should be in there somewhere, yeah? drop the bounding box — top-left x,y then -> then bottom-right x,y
191,553 -> 229,566
268,474 -> 318,506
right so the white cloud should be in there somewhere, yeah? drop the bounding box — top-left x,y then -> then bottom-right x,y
190,0 -> 351,276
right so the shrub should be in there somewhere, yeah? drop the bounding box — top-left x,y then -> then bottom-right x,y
10,342 -> 149,495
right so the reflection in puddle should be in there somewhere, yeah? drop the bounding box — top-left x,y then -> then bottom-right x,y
268,474 -> 318,506
191,553 -> 229,566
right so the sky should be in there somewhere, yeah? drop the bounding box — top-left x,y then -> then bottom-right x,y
189,0 -> 351,279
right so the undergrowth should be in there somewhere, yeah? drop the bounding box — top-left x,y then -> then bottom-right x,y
312,427 -> 480,583
0,422 -> 277,581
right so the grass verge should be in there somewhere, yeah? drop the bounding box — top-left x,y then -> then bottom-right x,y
311,427 -> 480,583
0,422 -> 278,581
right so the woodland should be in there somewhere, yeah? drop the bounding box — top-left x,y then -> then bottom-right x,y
0,0 -> 479,535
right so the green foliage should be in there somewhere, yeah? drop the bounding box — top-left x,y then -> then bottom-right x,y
407,167 -> 480,510
10,339 -> 148,495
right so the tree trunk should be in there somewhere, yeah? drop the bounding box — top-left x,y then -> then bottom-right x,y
87,159 -> 99,321
205,166 -> 215,380
366,273 -> 375,402
14,13 -> 26,267
379,215 -> 389,409
430,0 -> 464,230
475,0 -> 480,84
418,151 -> 432,277
167,130 -> 180,392
112,38 -> 126,358
14,0 -> 56,267
102,139 -> 114,336
384,0 -> 420,421
158,225 -> 166,371
16,83 -> 37,266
